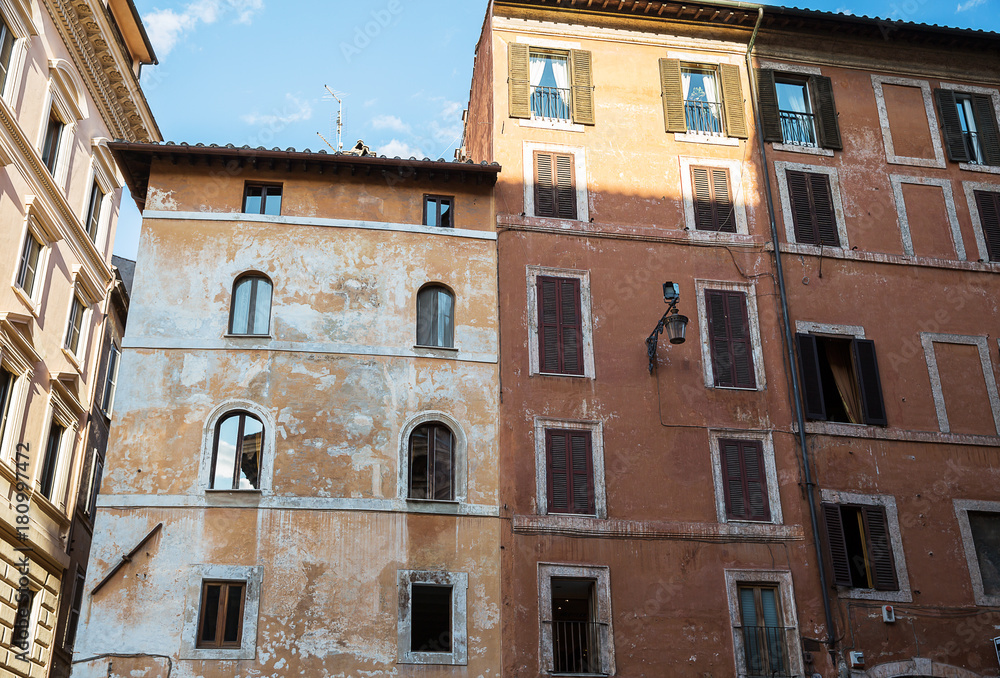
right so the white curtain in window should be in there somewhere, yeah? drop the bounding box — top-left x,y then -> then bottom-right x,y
231,279 -> 251,334
683,71 -> 718,103
529,55 -> 546,87
551,57 -> 570,109
252,281 -> 272,335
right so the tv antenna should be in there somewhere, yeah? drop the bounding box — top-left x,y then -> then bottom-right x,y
322,85 -> 345,152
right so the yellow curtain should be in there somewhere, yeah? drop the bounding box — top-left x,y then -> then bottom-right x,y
826,341 -> 863,424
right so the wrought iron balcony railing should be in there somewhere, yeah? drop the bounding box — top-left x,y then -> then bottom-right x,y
741,625 -> 792,678
531,86 -> 571,121
684,100 -> 724,135
548,620 -> 605,675
779,110 -> 818,147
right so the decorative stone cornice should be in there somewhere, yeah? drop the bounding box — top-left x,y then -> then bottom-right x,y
43,0 -> 160,143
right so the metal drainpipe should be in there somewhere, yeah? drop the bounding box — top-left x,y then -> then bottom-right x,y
743,6 -> 839,669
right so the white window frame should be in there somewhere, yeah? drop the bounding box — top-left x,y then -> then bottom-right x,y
954,499 -> 1000,607
198,399 -> 276,494
10,199 -> 59,314
38,65 -> 81,189
82,139 -> 121,251
708,429 -> 783,526
179,564 -> 263,660
888,174 -> 964,259
101,341 -> 121,417
939,82 -> 1000,175
397,410 -> 468,505
0,319 -> 35,464
667,51 -> 742,148
774,160 -> 850,249
678,156 -> 750,237
0,0 -> 35,106
533,417 -> 607,519
514,36 -> 585,133
870,74 -> 946,169
694,279 -> 766,391
919,332 -> 1000,436
961,180 -> 1000,264
724,569 -> 804,678
537,563 -> 616,676
37,380 -> 82,512
525,265 -> 596,379
397,569 -> 468,666
522,141 -> 589,223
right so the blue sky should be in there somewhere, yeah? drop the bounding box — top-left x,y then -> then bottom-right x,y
115,0 -> 999,259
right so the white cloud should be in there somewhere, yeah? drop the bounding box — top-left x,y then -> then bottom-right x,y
379,139 -> 425,159
956,0 -> 986,10
371,115 -> 411,133
144,0 -> 264,56
835,7 -> 854,15
241,93 -> 313,127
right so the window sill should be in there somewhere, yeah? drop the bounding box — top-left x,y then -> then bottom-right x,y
11,285 -> 39,317
224,333 -> 273,339
674,132 -> 739,147
61,347 -> 83,373
772,142 -> 835,157
959,162 -> 1000,175
710,384 -> 762,392
405,497 -> 460,504
520,117 -> 586,133
533,371 -> 589,379
413,344 -> 458,352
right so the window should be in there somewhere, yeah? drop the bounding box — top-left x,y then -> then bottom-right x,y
738,585 -> 789,678
408,422 -> 454,501
39,423 -> 63,499
84,451 -> 103,517
210,411 -> 263,490
397,570 -> 468,665
0,15 -> 15,94
536,276 -> 583,375
967,512 -> 1000,597
411,584 -> 452,652
757,69 -> 843,150
64,568 -> 86,648
16,230 -> 42,297
197,581 -> 246,649
719,439 -> 770,522
85,181 -> 104,242
973,189 -> 1000,262
545,428 -> 594,515
64,295 -> 85,355
936,88 -> 1000,166
416,285 -> 454,348
538,564 -> 615,676
228,274 -> 272,336
0,367 -> 16,450
822,502 -> 898,591
659,58 -> 747,139
243,184 -> 282,215
101,343 -> 121,415
508,44 -> 594,125
691,166 -> 735,232
423,195 -> 453,228
705,290 -> 756,389
12,587 -> 35,653
41,110 -> 64,175
786,170 -> 839,246
796,333 -> 887,426
534,151 -> 576,220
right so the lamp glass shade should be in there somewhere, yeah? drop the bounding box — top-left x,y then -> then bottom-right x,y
665,313 -> 688,344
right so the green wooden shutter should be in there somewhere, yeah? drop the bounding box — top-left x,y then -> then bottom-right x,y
934,88 -> 970,163
756,68 -> 783,143
720,63 -> 747,139
509,43 -> 531,119
659,58 -> 685,133
972,94 -> 1000,166
570,49 -> 595,125
812,75 -> 842,150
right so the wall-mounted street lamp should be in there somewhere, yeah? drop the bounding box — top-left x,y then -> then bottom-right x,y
646,281 -> 689,373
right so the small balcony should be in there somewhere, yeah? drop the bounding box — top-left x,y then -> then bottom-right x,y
531,85 -> 572,121
779,110 -> 818,147
684,100 -> 724,135
549,620 -> 606,675
741,625 -> 791,678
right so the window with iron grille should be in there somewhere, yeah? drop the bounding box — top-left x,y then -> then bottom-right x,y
539,565 -> 615,676
935,88 -> 1000,167
658,59 -> 747,139
507,44 -> 595,125
757,69 -> 843,150
738,585 -> 790,678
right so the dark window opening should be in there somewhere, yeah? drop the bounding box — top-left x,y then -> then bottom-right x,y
969,512 -> 1000,596
64,569 -> 86,648
796,333 -> 887,426
822,502 -> 898,591
13,588 -> 34,650
39,423 -> 63,499
41,112 -> 63,175
0,16 -> 15,93
424,195 -> 453,228
211,411 -> 263,490
408,423 -> 454,501
0,367 -> 16,447
243,184 -> 282,216
410,584 -> 452,653
101,344 -> 120,415
197,581 -> 245,648
551,578 -> 600,674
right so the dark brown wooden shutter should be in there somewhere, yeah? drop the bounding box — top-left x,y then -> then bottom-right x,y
787,170 -> 839,246
706,290 -> 755,389
569,431 -> 594,514
546,429 -> 593,514
822,503 -> 853,587
934,88 -> 971,163
555,153 -> 577,220
811,172 -> 839,246
538,276 -> 560,373
972,94 -> 1000,166
547,430 -> 570,513
787,170 -> 817,244
853,338 -> 887,426
537,276 -> 583,375
719,63 -> 747,139
509,43 -> 531,119
727,292 -> 755,388
743,441 -> 770,521
812,75 -> 842,150
721,440 -> 746,519
974,190 -> 1000,261
534,151 -> 556,217
559,277 -> 583,374
721,440 -> 770,522
692,167 -> 735,233
756,68 -> 783,143
713,168 -> 735,233
707,290 -> 733,387
796,333 -> 827,421
570,49 -> 595,125
659,58 -> 685,133
864,506 -> 898,591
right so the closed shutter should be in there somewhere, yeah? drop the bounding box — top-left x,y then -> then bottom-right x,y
546,429 -> 594,514
974,190 -> 1000,261
570,49 -> 595,125
537,276 -> 584,375
787,170 -> 817,244
721,440 -> 746,519
756,68 -> 783,143
796,333 -> 827,421
534,151 -> 556,217
659,58 -> 686,133
812,75 -> 843,150
719,63 -> 747,139
810,172 -> 839,246
822,503 -> 853,587
864,506 -> 899,591
706,290 -> 756,389
691,167 -> 735,233
721,439 -> 770,521
509,43 -> 531,119
534,151 -> 576,219
972,95 -> 1000,166
712,168 -> 735,233
934,88 -> 971,163
787,170 -> 839,246
555,153 -> 577,220
853,339 -> 887,426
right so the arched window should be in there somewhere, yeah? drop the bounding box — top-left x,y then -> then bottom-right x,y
211,411 -> 264,490
408,423 -> 454,500
416,285 -> 454,348
229,274 -> 272,336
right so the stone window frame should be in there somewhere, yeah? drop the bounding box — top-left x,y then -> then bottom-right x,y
525,265 -> 596,379
396,569 -> 468,666
694,279 -> 767,391
773,160 -> 850,249
532,416 -> 608,519
939,82 -> 1000,175
37,379 -> 82,513
961,180 -> 1000,264
82,139 -> 122,251
667,50 -> 743,148
723,569 -> 805,678
39,59 -> 86,188
537,562 -> 616,676
522,141 -> 589,223
678,156 -> 750,237
513,35 -> 586,134
0,0 -> 36,106
179,564 -> 263,660
889,174 -> 964,259
954,499 -> 1000,606
919,332 -> 1000,436
708,429 -> 783,526
198,399 -> 277,495
62,271 -> 100,371
757,60 -> 836,158
0,317 -> 36,464
819,489 -> 913,603
870,74 -> 946,169
396,410 -> 469,506
10,198 -> 59,315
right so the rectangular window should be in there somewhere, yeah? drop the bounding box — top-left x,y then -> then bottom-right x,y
16,231 -> 42,296
545,428 -> 594,516
64,568 -> 86,648
0,16 -> 15,94
738,585 -> 789,678
973,189 -> 1000,262
757,69 -> 842,150
705,290 -> 756,389
796,333 -> 887,426
968,512 -> 1000,597
39,423 -> 63,500
242,184 -> 282,216
41,111 -> 64,175
197,581 -> 246,649
530,52 -> 571,121
534,151 -> 577,220
822,503 -> 898,591
397,570 -> 468,665
786,170 -> 839,246
683,66 -> 723,135
935,88 -> 1000,166
659,59 -> 747,139
85,181 -> 104,242
508,44 -> 594,125
691,166 -> 735,232
551,578 -> 600,674
13,587 -> 35,652
536,276 -> 583,375
65,295 -> 85,355
101,343 -> 121,415
84,453 -> 103,517
0,367 -> 16,449
720,439 -> 770,521
423,195 -> 453,228
410,584 -> 453,653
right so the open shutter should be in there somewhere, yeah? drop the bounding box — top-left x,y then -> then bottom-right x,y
554,153 -> 577,220
534,151 -> 556,217
756,68 -> 783,143
742,441 -> 770,521
810,173 -> 840,246
569,431 -> 594,514
559,277 -> 584,375
812,75 -> 843,150
538,277 -> 561,373
934,89 -> 971,163
546,430 -> 570,513
706,290 -> 733,387
721,440 -> 746,520
727,292 -> 756,389
864,506 -> 899,591
659,58 -> 686,133
570,49 -> 595,125
712,168 -> 736,233
822,503 -> 853,587
691,167 -> 717,231
787,170 -> 818,245
796,333 -> 827,420
509,43 -> 531,119
974,190 -> 1000,261
853,338 -> 887,426
719,63 -> 747,139
972,94 -> 1000,166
